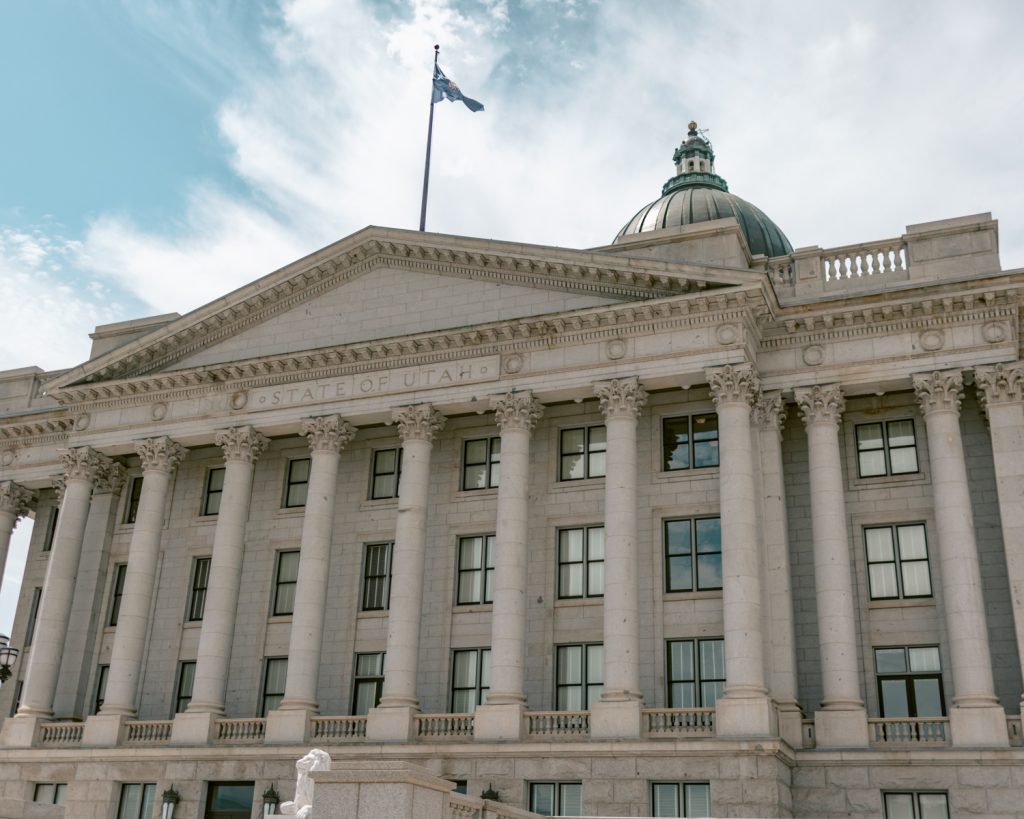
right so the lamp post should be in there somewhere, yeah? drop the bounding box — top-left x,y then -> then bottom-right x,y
0,634 -> 19,684
161,786 -> 180,819
262,785 -> 280,816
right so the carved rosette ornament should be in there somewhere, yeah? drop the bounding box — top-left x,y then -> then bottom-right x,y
215,426 -> 269,463
0,481 -> 35,518
754,391 -> 787,432
594,377 -> 647,420
706,364 -> 760,408
93,461 -> 127,496
913,370 -> 964,416
794,384 -> 846,429
302,415 -> 356,453
135,437 -> 187,474
975,363 -> 1024,411
392,404 -> 446,443
490,391 -> 544,432
58,446 -> 113,484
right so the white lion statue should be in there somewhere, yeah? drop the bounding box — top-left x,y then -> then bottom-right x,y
280,748 -> 332,818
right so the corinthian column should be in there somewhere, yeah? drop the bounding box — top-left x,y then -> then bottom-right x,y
914,370 -> 1008,747
590,377 -> 646,739
474,392 -> 543,742
0,482 -> 35,593
100,438 -> 186,717
367,404 -> 444,742
976,363 -> 1024,713
794,385 -> 867,748
707,364 -> 775,737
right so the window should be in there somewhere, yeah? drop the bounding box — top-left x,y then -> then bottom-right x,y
93,665 -> 109,714
462,437 -> 500,490
261,657 -> 288,716
108,563 -> 128,627
559,426 -> 606,480
175,661 -> 196,714
875,646 -> 945,718
361,542 -> 392,611
556,643 -> 603,710
352,652 -> 384,715
529,782 -> 582,816
450,780 -> 468,795
667,639 -> 725,708
272,550 -> 300,616
33,783 -> 67,805
451,648 -> 491,712
370,448 -> 401,499
205,782 -> 255,819
557,526 -> 604,598
662,414 -> 719,471
203,467 -> 226,515
9,680 -> 22,717
456,535 -> 495,605
883,792 -> 949,819
42,507 -> 59,551
283,458 -> 310,507
116,784 -> 156,819
24,587 -> 41,646
856,420 -> 919,477
664,518 -> 722,592
188,556 -> 211,621
123,476 -> 144,524
865,524 -> 931,600
652,783 -> 711,817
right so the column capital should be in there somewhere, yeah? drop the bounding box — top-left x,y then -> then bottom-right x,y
93,461 -> 127,496
706,363 -> 760,408
51,475 -> 66,505
490,391 -> 544,432
135,437 -> 187,474
794,384 -> 845,429
913,370 -> 964,416
975,363 -> 1024,410
391,404 -> 446,443
302,414 -> 356,453
214,425 -> 269,463
58,446 -> 113,484
754,391 -> 787,431
0,481 -> 35,518
594,377 -> 647,420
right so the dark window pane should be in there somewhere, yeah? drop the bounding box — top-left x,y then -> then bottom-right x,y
880,679 -> 910,717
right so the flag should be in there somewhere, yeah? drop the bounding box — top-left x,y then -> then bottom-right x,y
432,65 -> 484,112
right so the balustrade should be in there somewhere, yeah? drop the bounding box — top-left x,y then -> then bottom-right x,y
311,716 -> 367,741
125,720 -> 173,744
868,717 -> 949,745
38,722 -> 83,746
526,710 -> 589,738
215,717 -> 266,743
415,713 -> 474,739
642,708 -> 714,736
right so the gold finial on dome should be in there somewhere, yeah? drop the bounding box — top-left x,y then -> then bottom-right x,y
688,120 -> 698,132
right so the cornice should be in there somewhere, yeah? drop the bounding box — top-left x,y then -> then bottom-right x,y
0,415 -> 74,446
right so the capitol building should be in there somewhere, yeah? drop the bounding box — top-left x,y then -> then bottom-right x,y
0,123 -> 1022,818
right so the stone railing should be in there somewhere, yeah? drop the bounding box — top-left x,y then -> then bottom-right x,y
311,715 -> 367,741
416,713 -> 475,739
1007,716 -> 1023,747
215,717 -> 266,743
38,721 -> 83,746
868,717 -> 949,745
124,719 -> 173,744
642,707 -> 714,737
526,710 -> 589,739
768,237 -> 911,300
822,240 -> 908,284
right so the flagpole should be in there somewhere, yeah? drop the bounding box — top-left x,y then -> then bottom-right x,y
418,44 -> 440,232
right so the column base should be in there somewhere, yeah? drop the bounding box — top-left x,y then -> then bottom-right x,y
590,698 -> 642,739
365,705 -> 417,742
814,707 -> 868,748
264,707 -> 312,744
0,715 -> 41,748
775,699 -> 806,749
170,710 -> 216,745
715,694 -> 777,738
473,702 -> 525,741
82,713 -> 127,747
949,702 -> 1009,748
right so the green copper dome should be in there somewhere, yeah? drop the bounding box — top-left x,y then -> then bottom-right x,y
616,123 -> 793,258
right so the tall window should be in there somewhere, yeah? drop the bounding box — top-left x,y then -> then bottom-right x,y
188,557 -> 211,621
370,448 -> 401,499
856,420 -> 919,477
883,792 -> 949,819
451,648 -> 491,712
875,646 -> 944,718
116,784 -> 156,819
93,665 -> 109,714
24,587 -> 42,646
283,458 -> 311,508
42,507 -> 59,552
272,550 -> 300,616
664,518 -> 722,592
556,643 -> 603,710
559,426 -> 606,480
108,563 -> 128,627
352,652 -> 384,715
667,639 -> 725,708
33,783 -> 68,805
462,437 -> 500,490
203,467 -> 226,515
865,524 -> 931,599
456,534 -> 495,605
175,661 -> 196,714
662,414 -> 719,471
123,476 -> 144,524
558,526 -> 604,598
529,782 -> 583,817
261,658 -> 288,715
652,783 -> 711,818
361,543 -> 392,611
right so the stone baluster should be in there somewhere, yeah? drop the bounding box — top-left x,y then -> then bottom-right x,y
914,370 -> 1008,747
0,482 -> 35,594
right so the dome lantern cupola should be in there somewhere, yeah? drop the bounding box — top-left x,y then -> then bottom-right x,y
666,121 -> 728,193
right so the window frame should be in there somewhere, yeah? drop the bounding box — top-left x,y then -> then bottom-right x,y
883,791 -> 950,819
557,525 -> 605,599
450,647 -> 491,713
651,782 -> 712,818
664,517 -> 722,593
271,550 -> 300,616
351,652 -> 385,715
874,645 -> 945,719
116,783 -> 156,819
369,447 -> 402,500
282,457 -> 311,508
174,660 -> 196,715
188,556 -> 211,622
33,783 -> 68,805
461,436 -> 501,490
260,657 -> 288,716
666,638 -> 726,709
202,467 -> 226,516
456,534 -> 495,605
558,425 -> 606,481
9,680 -> 22,717
93,664 -> 109,715
661,413 -> 720,472
555,643 -> 603,711
24,586 -> 42,646
42,506 -> 59,552
361,542 -> 393,611
108,563 -> 128,627
864,523 -> 932,600
123,476 -> 144,524
528,781 -> 583,817
855,419 -> 919,478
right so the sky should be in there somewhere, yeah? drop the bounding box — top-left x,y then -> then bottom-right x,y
1,0 -> 1023,633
